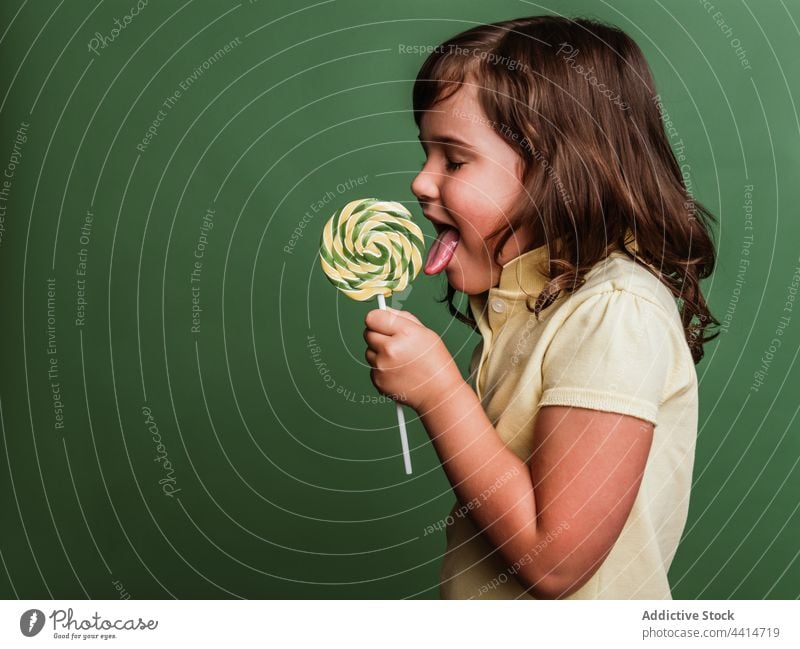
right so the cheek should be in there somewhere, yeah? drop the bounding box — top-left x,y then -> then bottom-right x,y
442,178 -> 499,241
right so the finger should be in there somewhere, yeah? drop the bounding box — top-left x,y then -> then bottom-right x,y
363,328 -> 391,350
365,308 -> 418,335
386,307 -> 423,325
365,347 -> 377,366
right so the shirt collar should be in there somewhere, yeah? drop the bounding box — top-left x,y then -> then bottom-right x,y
467,242 -> 550,340
467,231 -> 638,336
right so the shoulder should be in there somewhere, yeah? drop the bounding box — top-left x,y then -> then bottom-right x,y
554,251 -> 683,332
536,254 -> 697,421
540,252 -> 696,389
539,251 -> 694,362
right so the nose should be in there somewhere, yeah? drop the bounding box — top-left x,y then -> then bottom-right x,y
410,162 -> 439,203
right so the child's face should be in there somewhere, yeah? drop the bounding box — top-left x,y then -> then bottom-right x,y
411,83 -> 534,295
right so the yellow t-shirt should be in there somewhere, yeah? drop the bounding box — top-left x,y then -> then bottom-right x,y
439,242 -> 699,599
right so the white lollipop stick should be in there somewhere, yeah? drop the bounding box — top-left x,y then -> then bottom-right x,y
319,198 -> 423,475
376,292 -> 413,475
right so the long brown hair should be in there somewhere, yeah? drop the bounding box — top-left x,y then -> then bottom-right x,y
412,15 -> 719,363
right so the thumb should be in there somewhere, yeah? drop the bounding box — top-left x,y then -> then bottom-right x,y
386,307 -> 423,325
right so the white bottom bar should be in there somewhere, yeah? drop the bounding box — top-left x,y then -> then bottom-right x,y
0,600 -> 796,648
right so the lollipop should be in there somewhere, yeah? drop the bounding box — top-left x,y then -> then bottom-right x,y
320,198 -> 424,300
319,198 -> 424,475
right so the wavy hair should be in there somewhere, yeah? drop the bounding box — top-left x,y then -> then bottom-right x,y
412,15 -> 719,363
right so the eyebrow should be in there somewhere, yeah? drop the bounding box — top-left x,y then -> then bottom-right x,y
417,133 -> 476,151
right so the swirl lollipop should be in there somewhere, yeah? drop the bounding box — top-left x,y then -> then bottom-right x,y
320,198 -> 424,300
319,198 -> 424,475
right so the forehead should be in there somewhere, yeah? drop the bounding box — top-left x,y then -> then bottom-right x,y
417,83 -> 492,138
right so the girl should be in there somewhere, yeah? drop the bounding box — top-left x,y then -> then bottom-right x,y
364,15 -> 719,599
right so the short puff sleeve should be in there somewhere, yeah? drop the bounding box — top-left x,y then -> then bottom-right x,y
538,290 -> 674,426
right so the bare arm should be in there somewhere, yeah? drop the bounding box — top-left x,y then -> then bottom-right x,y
418,380 -> 653,599
362,305 -> 655,598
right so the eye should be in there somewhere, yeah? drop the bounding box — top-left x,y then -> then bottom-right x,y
446,158 -> 465,171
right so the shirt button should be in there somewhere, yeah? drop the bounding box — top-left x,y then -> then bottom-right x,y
490,299 -> 506,313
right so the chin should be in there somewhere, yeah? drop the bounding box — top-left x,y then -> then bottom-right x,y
446,269 -> 479,296
440,268 -> 458,291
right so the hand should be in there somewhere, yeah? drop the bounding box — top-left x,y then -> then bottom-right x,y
363,307 -> 464,413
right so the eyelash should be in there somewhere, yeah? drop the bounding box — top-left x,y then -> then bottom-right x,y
419,158 -> 465,172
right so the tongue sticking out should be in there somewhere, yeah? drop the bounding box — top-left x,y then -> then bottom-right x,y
424,226 -> 460,275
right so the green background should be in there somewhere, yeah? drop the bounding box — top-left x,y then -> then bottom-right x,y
0,0 -> 798,599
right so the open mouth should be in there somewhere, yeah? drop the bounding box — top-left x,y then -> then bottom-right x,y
424,224 -> 460,275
